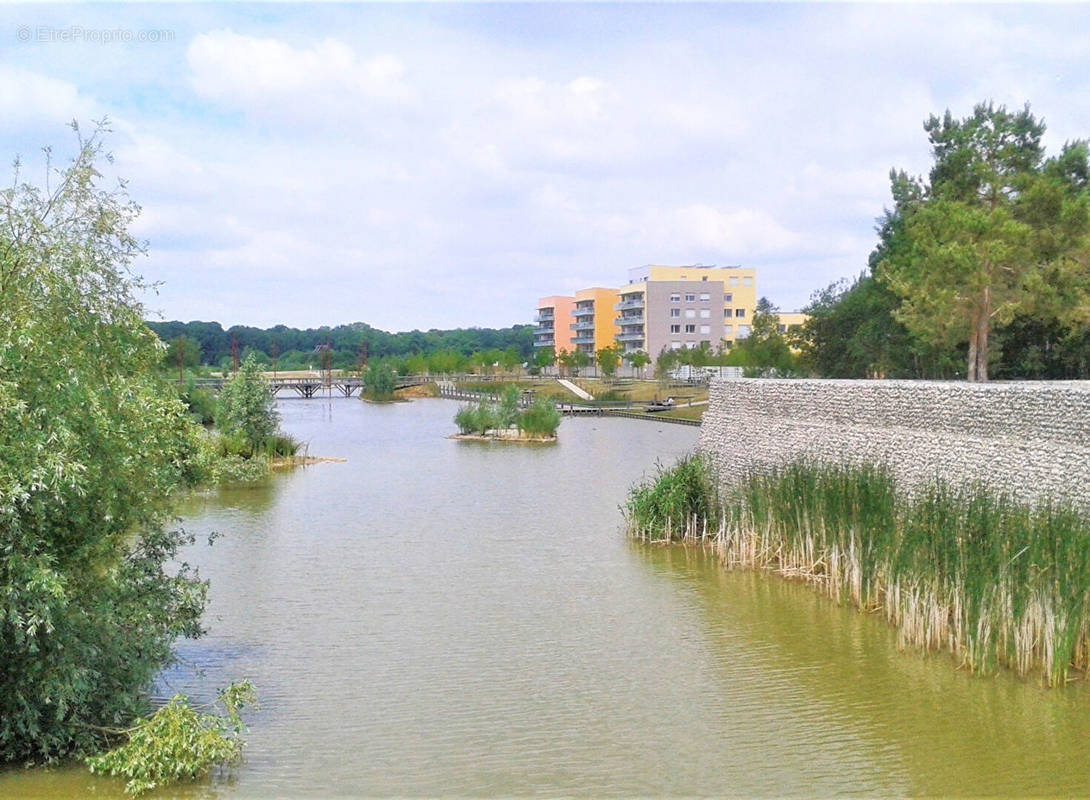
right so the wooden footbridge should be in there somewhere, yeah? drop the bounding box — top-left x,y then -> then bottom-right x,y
191,375 -> 429,398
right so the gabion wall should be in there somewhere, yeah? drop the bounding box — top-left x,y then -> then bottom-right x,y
698,379 -> 1090,509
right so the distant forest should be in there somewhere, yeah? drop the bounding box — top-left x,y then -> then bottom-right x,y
147,320 -> 534,371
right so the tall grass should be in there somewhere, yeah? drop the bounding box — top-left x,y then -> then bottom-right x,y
626,454 -> 721,542
626,456 -> 1090,686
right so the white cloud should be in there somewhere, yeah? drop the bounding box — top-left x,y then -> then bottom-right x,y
186,29 -> 411,113
670,205 -> 801,257
0,66 -> 96,132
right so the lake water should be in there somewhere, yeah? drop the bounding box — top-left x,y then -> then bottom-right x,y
5,397 -> 1090,797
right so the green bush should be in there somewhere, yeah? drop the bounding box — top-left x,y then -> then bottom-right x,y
216,355 -> 278,456
517,397 -> 561,438
454,404 -> 479,434
363,363 -> 397,400
0,125 -> 208,763
181,381 -> 218,426
625,453 -> 720,539
497,385 -> 522,428
263,433 -> 302,458
86,681 -> 257,796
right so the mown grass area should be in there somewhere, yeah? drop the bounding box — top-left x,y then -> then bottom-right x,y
650,405 -> 706,421
574,379 -> 708,405
456,379 -> 579,401
627,456 -> 1090,686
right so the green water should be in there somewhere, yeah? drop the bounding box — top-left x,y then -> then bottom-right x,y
4,398 -> 1089,797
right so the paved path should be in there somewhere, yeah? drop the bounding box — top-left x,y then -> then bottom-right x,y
557,378 -> 594,401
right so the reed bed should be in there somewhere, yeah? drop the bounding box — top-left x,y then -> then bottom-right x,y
626,456 -> 1090,686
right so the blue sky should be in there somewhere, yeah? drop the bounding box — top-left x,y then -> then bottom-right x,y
2,3 -> 1089,331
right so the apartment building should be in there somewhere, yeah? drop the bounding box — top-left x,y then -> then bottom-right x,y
535,264 -> 804,362
616,265 -> 758,356
570,287 -> 620,355
533,295 -> 576,354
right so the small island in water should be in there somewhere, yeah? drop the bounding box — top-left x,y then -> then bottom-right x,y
451,386 -> 560,444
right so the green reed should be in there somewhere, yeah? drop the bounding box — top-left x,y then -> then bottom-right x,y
625,456 -> 1090,686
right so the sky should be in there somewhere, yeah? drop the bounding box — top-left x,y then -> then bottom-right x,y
2,3 -> 1089,332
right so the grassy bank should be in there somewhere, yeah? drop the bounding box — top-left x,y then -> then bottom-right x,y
627,456 -> 1090,686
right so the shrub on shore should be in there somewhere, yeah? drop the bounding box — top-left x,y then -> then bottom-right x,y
362,363 -> 398,401
517,398 -> 562,438
626,456 -> 1090,686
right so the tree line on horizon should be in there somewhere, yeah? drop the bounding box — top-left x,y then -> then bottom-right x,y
147,319 -> 535,372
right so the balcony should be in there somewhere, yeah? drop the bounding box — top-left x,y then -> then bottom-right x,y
615,298 -> 645,311
616,332 -> 645,343
572,335 -> 595,345
616,314 -> 644,326
533,338 -> 555,348
572,306 -> 596,317
533,324 -> 554,335
570,321 -> 595,332
534,313 -> 554,324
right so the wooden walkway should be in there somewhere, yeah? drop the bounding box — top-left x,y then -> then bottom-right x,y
191,375 -> 429,398
438,384 -> 702,427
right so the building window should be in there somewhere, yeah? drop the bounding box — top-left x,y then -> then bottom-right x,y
724,308 -> 733,318
670,293 -> 680,302
684,293 -> 695,302
699,292 -> 710,301
670,341 -> 682,350
699,325 -> 711,334
778,324 -> 786,333
685,324 -> 696,333
685,309 -> 696,318
735,308 -> 746,318
724,324 -> 733,336
724,293 -> 733,303
729,277 -> 740,287
699,309 -> 711,319
736,325 -> 751,339
701,275 -> 708,281
670,324 -> 681,333
743,276 -> 754,287
670,308 -> 680,318
700,339 -> 711,347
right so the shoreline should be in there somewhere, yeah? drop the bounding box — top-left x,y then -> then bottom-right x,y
269,455 -> 348,469
449,432 -> 556,444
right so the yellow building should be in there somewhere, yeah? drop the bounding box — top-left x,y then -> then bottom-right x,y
774,311 -> 808,335
571,287 -> 620,355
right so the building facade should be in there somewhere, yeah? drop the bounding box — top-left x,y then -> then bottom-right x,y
571,287 -> 619,355
535,264 -> 805,364
616,265 -> 758,356
533,295 -> 576,355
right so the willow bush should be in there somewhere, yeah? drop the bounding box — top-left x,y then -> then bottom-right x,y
85,682 -> 257,796
0,124 -> 210,763
626,455 -> 1090,685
